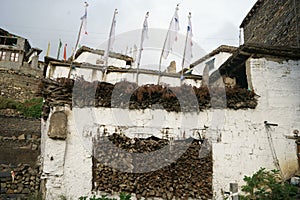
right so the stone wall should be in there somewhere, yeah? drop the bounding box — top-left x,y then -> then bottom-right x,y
242,0 -> 300,47
0,163 -> 41,198
0,116 -> 41,199
0,68 -> 41,102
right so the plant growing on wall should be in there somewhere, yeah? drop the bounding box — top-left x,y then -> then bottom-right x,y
17,97 -> 43,118
79,192 -> 131,200
239,168 -> 298,199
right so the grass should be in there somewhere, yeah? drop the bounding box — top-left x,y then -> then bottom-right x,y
0,96 -> 43,118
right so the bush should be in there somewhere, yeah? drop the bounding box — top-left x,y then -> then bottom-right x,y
240,168 -> 298,200
0,97 -> 43,118
17,97 -> 43,118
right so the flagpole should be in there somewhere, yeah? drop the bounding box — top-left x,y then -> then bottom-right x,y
57,39 -> 62,60
158,31 -> 169,85
103,9 -> 118,81
68,2 -> 88,78
181,12 -> 191,85
158,4 -> 179,85
136,12 -> 149,85
46,42 -> 50,57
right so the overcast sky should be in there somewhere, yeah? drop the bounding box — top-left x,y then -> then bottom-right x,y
1,0 -> 257,67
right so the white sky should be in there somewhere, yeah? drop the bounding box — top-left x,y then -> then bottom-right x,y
1,0 -> 257,68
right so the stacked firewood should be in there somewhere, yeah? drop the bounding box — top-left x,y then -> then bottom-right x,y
38,78 -> 258,119
93,133 -> 213,199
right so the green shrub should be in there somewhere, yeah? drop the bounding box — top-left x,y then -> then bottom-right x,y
240,168 -> 298,200
17,97 -> 43,118
0,97 -> 43,118
79,192 -> 130,200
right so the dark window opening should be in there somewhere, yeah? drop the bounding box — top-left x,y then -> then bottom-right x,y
232,64 -> 248,89
0,37 -> 17,46
126,60 -> 132,66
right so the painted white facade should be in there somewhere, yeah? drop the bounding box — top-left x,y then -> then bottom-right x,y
75,51 -> 130,68
41,57 -> 300,199
191,52 -> 233,76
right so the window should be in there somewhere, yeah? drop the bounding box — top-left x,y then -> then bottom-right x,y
0,51 -> 6,61
10,52 -> 19,62
0,37 -> 17,46
14,53 -> 19,62
10,52 -> 15,61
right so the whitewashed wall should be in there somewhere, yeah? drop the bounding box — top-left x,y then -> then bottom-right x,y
213,58 -> 300,199
41,106 -> 216,200
41,57 -> 300,200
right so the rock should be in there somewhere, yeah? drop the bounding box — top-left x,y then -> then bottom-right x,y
7,189 -> 14,194
31,144 -> 38,150
1,183 -> 6,188
48,111 -> 68,140
17,134 -> 25,140
22,188 -> 30,194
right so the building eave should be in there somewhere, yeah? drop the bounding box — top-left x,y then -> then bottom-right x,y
190,45 -> 237,68
74,46 -> 134,62
210,43 -> 300,82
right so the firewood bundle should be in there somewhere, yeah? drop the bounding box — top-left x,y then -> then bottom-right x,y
93,133 -> 213,199
39,78 -> 258,120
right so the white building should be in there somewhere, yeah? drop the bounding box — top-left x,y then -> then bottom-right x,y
40,43 -> 300,199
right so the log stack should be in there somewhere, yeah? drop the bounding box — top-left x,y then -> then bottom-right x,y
38,78 -> 258,120
93,133 -> 213,199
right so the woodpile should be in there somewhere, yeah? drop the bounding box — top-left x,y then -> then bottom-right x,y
93,133 -> 213,199
38,78 -> 257,120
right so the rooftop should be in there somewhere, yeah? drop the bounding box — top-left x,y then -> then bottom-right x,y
210,43 -> 300,82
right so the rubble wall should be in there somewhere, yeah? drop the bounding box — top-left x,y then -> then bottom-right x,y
0,68 -> 41,101
0,116 -> 41,198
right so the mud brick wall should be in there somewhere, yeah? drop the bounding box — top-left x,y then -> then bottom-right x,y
242,0 -> 300,47
93,133 -> 212,199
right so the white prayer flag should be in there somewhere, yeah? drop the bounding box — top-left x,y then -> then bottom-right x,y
162,5 -> 180,59
182,12 -> 193,70
80,2 -> 88,35
137,12 -> 149,67
104,9 -> 118,66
